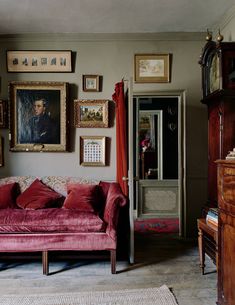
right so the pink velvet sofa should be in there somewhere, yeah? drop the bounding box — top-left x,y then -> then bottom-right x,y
0,176 -> 127,275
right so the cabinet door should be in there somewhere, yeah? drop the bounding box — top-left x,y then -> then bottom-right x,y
222,98 -> 235,157
218,213 -> 235,305
208,101 -> 221,205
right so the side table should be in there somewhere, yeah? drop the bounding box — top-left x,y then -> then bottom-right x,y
197,218 -> 218,275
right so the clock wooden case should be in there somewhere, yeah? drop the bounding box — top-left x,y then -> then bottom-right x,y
199,40 -> 235,208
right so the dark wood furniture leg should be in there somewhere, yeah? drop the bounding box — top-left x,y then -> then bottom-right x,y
110,250 -> 116,274
42,251 -> 49,275
198,227 -> 205,275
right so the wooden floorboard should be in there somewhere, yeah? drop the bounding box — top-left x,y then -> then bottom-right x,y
0,233 -> 217,305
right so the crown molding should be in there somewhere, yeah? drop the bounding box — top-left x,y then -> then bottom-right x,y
0,32 -> 206,42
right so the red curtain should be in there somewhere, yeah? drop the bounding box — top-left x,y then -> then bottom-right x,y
112,80 -> 128,196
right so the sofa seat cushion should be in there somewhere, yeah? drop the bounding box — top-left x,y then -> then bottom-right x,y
0,209 -> 106,233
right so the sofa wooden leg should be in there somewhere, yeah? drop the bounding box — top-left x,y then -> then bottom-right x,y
42,251 -> 49,275
111,250 -> 116,274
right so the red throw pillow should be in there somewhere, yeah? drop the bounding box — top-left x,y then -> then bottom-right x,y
63,183 -> 99,212
0,183 -> 18,208
16,179 -> 62,210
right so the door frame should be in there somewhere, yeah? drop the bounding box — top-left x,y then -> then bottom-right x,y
132,90 -> 186,237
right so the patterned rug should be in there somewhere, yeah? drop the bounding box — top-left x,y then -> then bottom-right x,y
0,285 -> 178,305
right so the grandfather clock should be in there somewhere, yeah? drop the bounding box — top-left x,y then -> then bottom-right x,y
199,34 -> 235,208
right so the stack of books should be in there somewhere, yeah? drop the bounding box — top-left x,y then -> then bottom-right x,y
206,208 -> 218,227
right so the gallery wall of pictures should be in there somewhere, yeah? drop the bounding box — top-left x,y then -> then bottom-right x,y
0,32 -> 204,182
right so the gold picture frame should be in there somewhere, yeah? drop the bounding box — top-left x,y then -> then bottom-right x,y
82,75 -> 101,92
0,137 -> 3,167
80,136 -> 106,166
134,54 -> 170,83
74,99 -> 109,128
0,100 -> 8,128
7,50 -> 72,72
9,81 -> 69,152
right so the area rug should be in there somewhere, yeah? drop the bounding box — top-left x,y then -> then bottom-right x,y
134,218 -> 179,233
0,285 -> 178,305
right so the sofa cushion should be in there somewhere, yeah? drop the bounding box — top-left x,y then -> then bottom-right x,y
63,183 -> 100,212
0,209 -> 105,233
0,183 -> 18,209
16,179 -> 63,210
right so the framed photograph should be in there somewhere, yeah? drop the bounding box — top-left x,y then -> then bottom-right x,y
134,54 -> 170,83
0,137 -> 3,167
83,75 -> 100,92
80,136 -> 106,166
9,81 -> 68,152
74,99 -> 108,128
7,50 -> 72,72
0,100 -> 8,128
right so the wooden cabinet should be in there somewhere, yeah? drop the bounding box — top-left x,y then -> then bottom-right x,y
216,160 -> 235,305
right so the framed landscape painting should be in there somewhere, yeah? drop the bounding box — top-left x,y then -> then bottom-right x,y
9,81 -> 68,152
7,50 -> 72,72
74,99 -> 109,128
134,54 -> 170,83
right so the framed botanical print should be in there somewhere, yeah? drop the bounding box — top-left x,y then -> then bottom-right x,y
80,136 -> 106,166
0,137 -> 3,167
74,99 -> 109,128
134,54 -> 170,83
7,50 -> 72,72
9,81 -> 69,152
0,100 -> 8,128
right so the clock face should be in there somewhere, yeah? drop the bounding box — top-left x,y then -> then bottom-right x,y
209,53 -> 220,94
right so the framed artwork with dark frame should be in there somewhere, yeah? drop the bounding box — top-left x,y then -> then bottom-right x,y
7,50 -> 72,72
134,54 -> 170,83
0,137 -> 3,167
0,100 -> 8,128
80,136 -> 106,166
9,81 -> 69,152
82,75 -> 101,92
74,99 -> 108,128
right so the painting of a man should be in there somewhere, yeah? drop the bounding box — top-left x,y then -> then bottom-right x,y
17,89 -> 60,145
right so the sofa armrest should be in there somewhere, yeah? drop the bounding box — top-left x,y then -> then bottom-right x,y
103,183 -> 127,240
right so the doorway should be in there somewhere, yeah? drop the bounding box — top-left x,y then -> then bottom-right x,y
132,92 -> 185,236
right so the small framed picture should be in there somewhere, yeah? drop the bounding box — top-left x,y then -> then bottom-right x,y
80,136 -> 106,166
0,137 -> 3,167
134,54 -> 170,83
74,99 -> 108,128
0,100 -> 8,128
82,75 -> 100,92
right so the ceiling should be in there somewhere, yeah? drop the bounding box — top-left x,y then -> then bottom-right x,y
0,0 -> 234,35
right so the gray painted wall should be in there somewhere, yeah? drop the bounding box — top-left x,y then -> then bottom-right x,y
0,33 -> 208,236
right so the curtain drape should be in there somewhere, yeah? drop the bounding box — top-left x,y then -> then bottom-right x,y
112,80 -> 128,196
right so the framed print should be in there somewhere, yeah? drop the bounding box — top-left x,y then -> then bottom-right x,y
9,81 -> 68,152
134,54 -> 170,83
0,100 -> 8,128
7,50 -> 72,72
80,136 -> 106,166
74,99 -> 108,128
0,137 -> 3,167
83,75 -> 100,92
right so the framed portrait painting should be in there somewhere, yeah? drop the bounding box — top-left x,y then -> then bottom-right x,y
80,136 -> 106,166
134,54 -> 170,83
9,81 -> 69,152
74,99 -> 108,128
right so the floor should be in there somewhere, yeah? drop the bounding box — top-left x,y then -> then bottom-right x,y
0,233 -> 217,305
